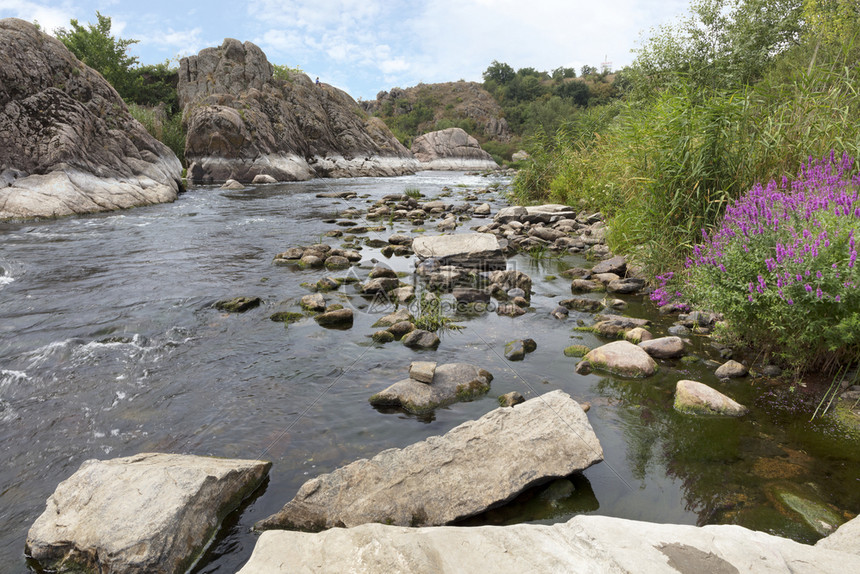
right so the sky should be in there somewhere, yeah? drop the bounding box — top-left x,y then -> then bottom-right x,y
0,0 -> 691,101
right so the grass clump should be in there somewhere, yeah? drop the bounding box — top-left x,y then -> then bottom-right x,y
412,293 -> 462,333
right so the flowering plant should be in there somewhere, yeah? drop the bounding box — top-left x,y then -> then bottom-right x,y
683,151 -> 860,371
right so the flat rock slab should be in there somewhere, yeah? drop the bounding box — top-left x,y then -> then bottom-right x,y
239,514 -> 860,574
256,390 -> 602,531
369,363 -> 492,413
674,380 -> 748,416
412,233 -> 504,269
495,204 -> 576,224
576,340 -> 657,378
27,453 -> 271,574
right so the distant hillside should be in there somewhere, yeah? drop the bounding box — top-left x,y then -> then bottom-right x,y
360,81 -> 511,147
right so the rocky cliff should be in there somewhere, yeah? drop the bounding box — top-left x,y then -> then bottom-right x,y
178,40 -> 418,183
0,19 -> 183,220
411,128 -> 500,171
362,81 -> 512,142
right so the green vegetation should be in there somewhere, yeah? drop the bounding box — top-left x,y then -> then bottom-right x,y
54,12 -> 186,164
515,0 -> 860,271
513,0 -> 860,372
413,293 -> 462,332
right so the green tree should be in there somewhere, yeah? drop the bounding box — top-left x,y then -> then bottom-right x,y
482,60 -> 516,85
552,66 -> 577,80
54,12 -> 140,98
632,0 -> 804,92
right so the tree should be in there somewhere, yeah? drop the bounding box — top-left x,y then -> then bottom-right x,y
632,0 -> 804,92
580,65 -> 598,77
482,61 -> 516,85
552,66 -> 577,81
54,12 -> 140,98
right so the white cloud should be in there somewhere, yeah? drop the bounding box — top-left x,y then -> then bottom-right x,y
138,26 -> 204,57
0,0 -> 75,34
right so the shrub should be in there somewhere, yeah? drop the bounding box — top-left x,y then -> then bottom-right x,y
682,151 -> 860,372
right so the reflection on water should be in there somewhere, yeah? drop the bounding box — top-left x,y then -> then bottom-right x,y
0,172 -> 857,573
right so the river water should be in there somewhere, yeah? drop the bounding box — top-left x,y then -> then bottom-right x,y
1,172 -> 857,572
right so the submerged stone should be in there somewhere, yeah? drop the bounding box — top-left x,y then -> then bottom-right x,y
215,296 -> 261,313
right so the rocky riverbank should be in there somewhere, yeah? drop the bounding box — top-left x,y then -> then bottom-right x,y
22,171 -> 860,572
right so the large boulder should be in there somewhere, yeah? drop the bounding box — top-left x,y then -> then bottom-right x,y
575,340 -> 658,377
0,19 -> 182,220
674,379 -> 748,416
412,233 -> 505,269
369,362 -> 492,413
26,453 -> 271,574
239,514 -> 860,574
410,127 -> 499,171
178,39 -> 418,183
256,390 -> 602,531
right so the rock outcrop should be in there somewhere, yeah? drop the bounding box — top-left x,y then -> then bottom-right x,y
239,514 -> 860,574
411,128 -> 499,171
178,39 -> 418,183
256,390 -> 602,531
26,452 -> 271,574
0,19 -> 182,220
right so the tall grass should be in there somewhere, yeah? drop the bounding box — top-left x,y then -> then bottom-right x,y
128,103 -> 186,166
513,51 -> 860,276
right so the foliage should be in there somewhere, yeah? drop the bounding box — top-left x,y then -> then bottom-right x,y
272,63 -> 304,81
413,293 -> 462,332
512,0 -> 860,277
682,152 -> 860,372
55,12 -> 185,160
127,103 -> 186,165
55,12 -> 140,97
631,0 -> 804,94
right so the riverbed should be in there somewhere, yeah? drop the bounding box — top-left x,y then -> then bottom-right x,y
1,172 -> 857,572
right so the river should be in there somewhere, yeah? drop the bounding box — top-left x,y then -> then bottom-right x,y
1,172 -> 857,572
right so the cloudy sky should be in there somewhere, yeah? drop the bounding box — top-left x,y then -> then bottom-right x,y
1,0 -> 690,100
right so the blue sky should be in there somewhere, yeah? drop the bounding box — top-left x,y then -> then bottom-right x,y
1,0 -> 690,101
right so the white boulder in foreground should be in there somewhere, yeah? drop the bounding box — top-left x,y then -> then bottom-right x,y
412,232 -> 505,269
255,390 -> 602,531
239,514 -> 860,574
26,453 -> 271,574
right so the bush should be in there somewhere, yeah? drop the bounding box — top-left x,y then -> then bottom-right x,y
682,152 -> 860,372
128,103 -> 186,165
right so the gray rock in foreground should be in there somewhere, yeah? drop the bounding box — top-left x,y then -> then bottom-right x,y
26,453 -> 271,574
239,514 -> 860,574
256,390 -> 602,531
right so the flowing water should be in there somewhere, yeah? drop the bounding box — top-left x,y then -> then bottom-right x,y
1,172 -> 857,572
